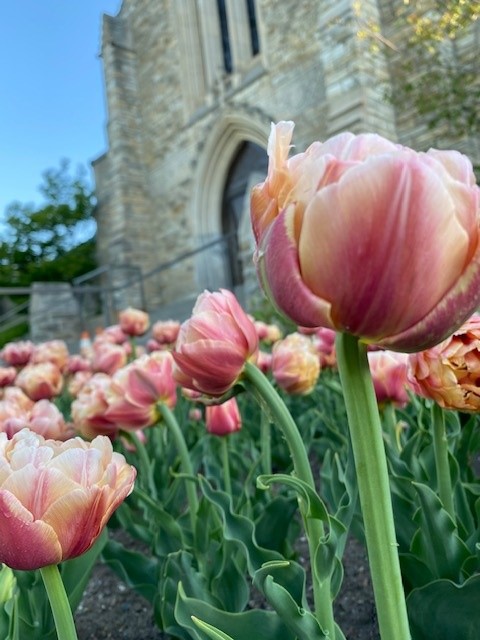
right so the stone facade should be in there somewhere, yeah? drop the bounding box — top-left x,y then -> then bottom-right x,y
93,0 -> 479,313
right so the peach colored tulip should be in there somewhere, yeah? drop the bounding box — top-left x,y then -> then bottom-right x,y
68,371 -> 93,397
257,350 -> 273,374
206,398 -> 242,436
0,428 -> 135,570
0,340 -> 34,367
151,320 -> 181,345
119,307 -> 150,337
0,387 -> 34,412
408,314 -> 480,411
368,351 -> 410,408
92,341 -> 128,376
65,354 -> 92,375
15,362 -> 64,401
71,373 -> 118,439
31,340 -> 69,371
0,367 -> 17,388
253,320 -> 283,344
173,289 -> 259,396
271,332 -> 320,395
103,351 -> 177,430
95,324 -> 128,345
3,399 -> 75,440
251,121 -> 480,352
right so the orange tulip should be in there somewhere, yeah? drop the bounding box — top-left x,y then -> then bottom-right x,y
0,428 -> 135,570
408,314 -> 480,411
271,332 -> 320,395
251,121 -> 480,352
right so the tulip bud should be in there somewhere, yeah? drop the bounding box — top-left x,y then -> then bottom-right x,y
206,398 -> 242,436
173,289 -> 259,396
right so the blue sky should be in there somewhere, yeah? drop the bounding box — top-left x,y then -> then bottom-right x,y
0,1 -> 121,228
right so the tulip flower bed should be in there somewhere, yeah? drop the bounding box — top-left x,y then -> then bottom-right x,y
0,122 -> 479,640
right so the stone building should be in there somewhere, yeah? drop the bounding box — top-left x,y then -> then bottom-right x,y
92,0 -> 479,314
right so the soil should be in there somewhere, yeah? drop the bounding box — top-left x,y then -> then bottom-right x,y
75,531 -> 379,640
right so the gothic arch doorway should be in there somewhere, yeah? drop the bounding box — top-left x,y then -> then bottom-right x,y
221,141 -> 268,288
191,113 -> 269,298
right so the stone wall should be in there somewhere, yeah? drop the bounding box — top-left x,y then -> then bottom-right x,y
93,0 -> 479,313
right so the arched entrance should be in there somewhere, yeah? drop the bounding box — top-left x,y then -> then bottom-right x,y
221,141 -> 268,287
191,113 -> 269,300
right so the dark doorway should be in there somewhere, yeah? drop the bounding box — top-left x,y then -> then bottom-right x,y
221,141 -> 268,287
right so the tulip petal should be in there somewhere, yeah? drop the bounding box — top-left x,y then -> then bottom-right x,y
299,154 -> 474,340
0,490 -> 62,569
257,205 -> 334,328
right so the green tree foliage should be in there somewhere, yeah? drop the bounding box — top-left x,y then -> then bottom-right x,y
356,0 -> 480,139
0,160 -> 97,287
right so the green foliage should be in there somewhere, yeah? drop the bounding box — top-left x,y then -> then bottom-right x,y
0,322 -> 29,348
357,0 -> 480,140
0,159 -> 97,287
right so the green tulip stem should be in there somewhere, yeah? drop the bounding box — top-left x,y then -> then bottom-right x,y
40,564 -> 78,640
383,402 -> 400,452
158,402 -> 198,534
260,411 -> 272,476
431,403 -> 455,522
243,362 -> 335,639
335,333 -> 411,640
219,436 -> 232,496
121,429 -> 157,499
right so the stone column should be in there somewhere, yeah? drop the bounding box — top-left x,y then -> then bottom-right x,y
29,283 -> 81,344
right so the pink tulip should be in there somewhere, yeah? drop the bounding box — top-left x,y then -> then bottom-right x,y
3,399 -> 75,440
408,313 -> 480,411
173,289 -> 259,396
65,355 -> 92,375
68,371 -> 93,397
253,320 -> 283,344
0,428 -> 135,570
0,367 -> 17,388
151,320 -> 181,345
119,307 -> 150,337
103,351 -> 177,430
92,341 -> 128,376
15,362 -> 64,401
31,340 -> 69,371
251,121 -> 480,352
1,387 -> 34,412
206,398 -> 242,436
71,373 -> 119,439
271,332 -> 320,395
368,351 -> 410,408
0,340 -> 34,367
257,350 -> 273,374
95,324 -> 128,345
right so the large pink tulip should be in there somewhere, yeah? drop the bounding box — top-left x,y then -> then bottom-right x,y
251,121 -> 480,352
0,428 -> 135,570
408,313 -> 480,411
173,289 -> 259,396
31,340 -> 69,371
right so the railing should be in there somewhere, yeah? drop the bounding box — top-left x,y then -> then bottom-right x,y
0,234 -> 233,340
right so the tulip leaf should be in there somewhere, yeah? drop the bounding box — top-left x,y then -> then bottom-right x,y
175,581 -> 295,640
256,473 -> 330,522
156,550 -> 221,637
197,475 -> 282,575
410,482 -> 470,583
101,539 -> 159,603
407,574 -> 480,640
191,616 -> 235,640
254,495 -> 298,554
